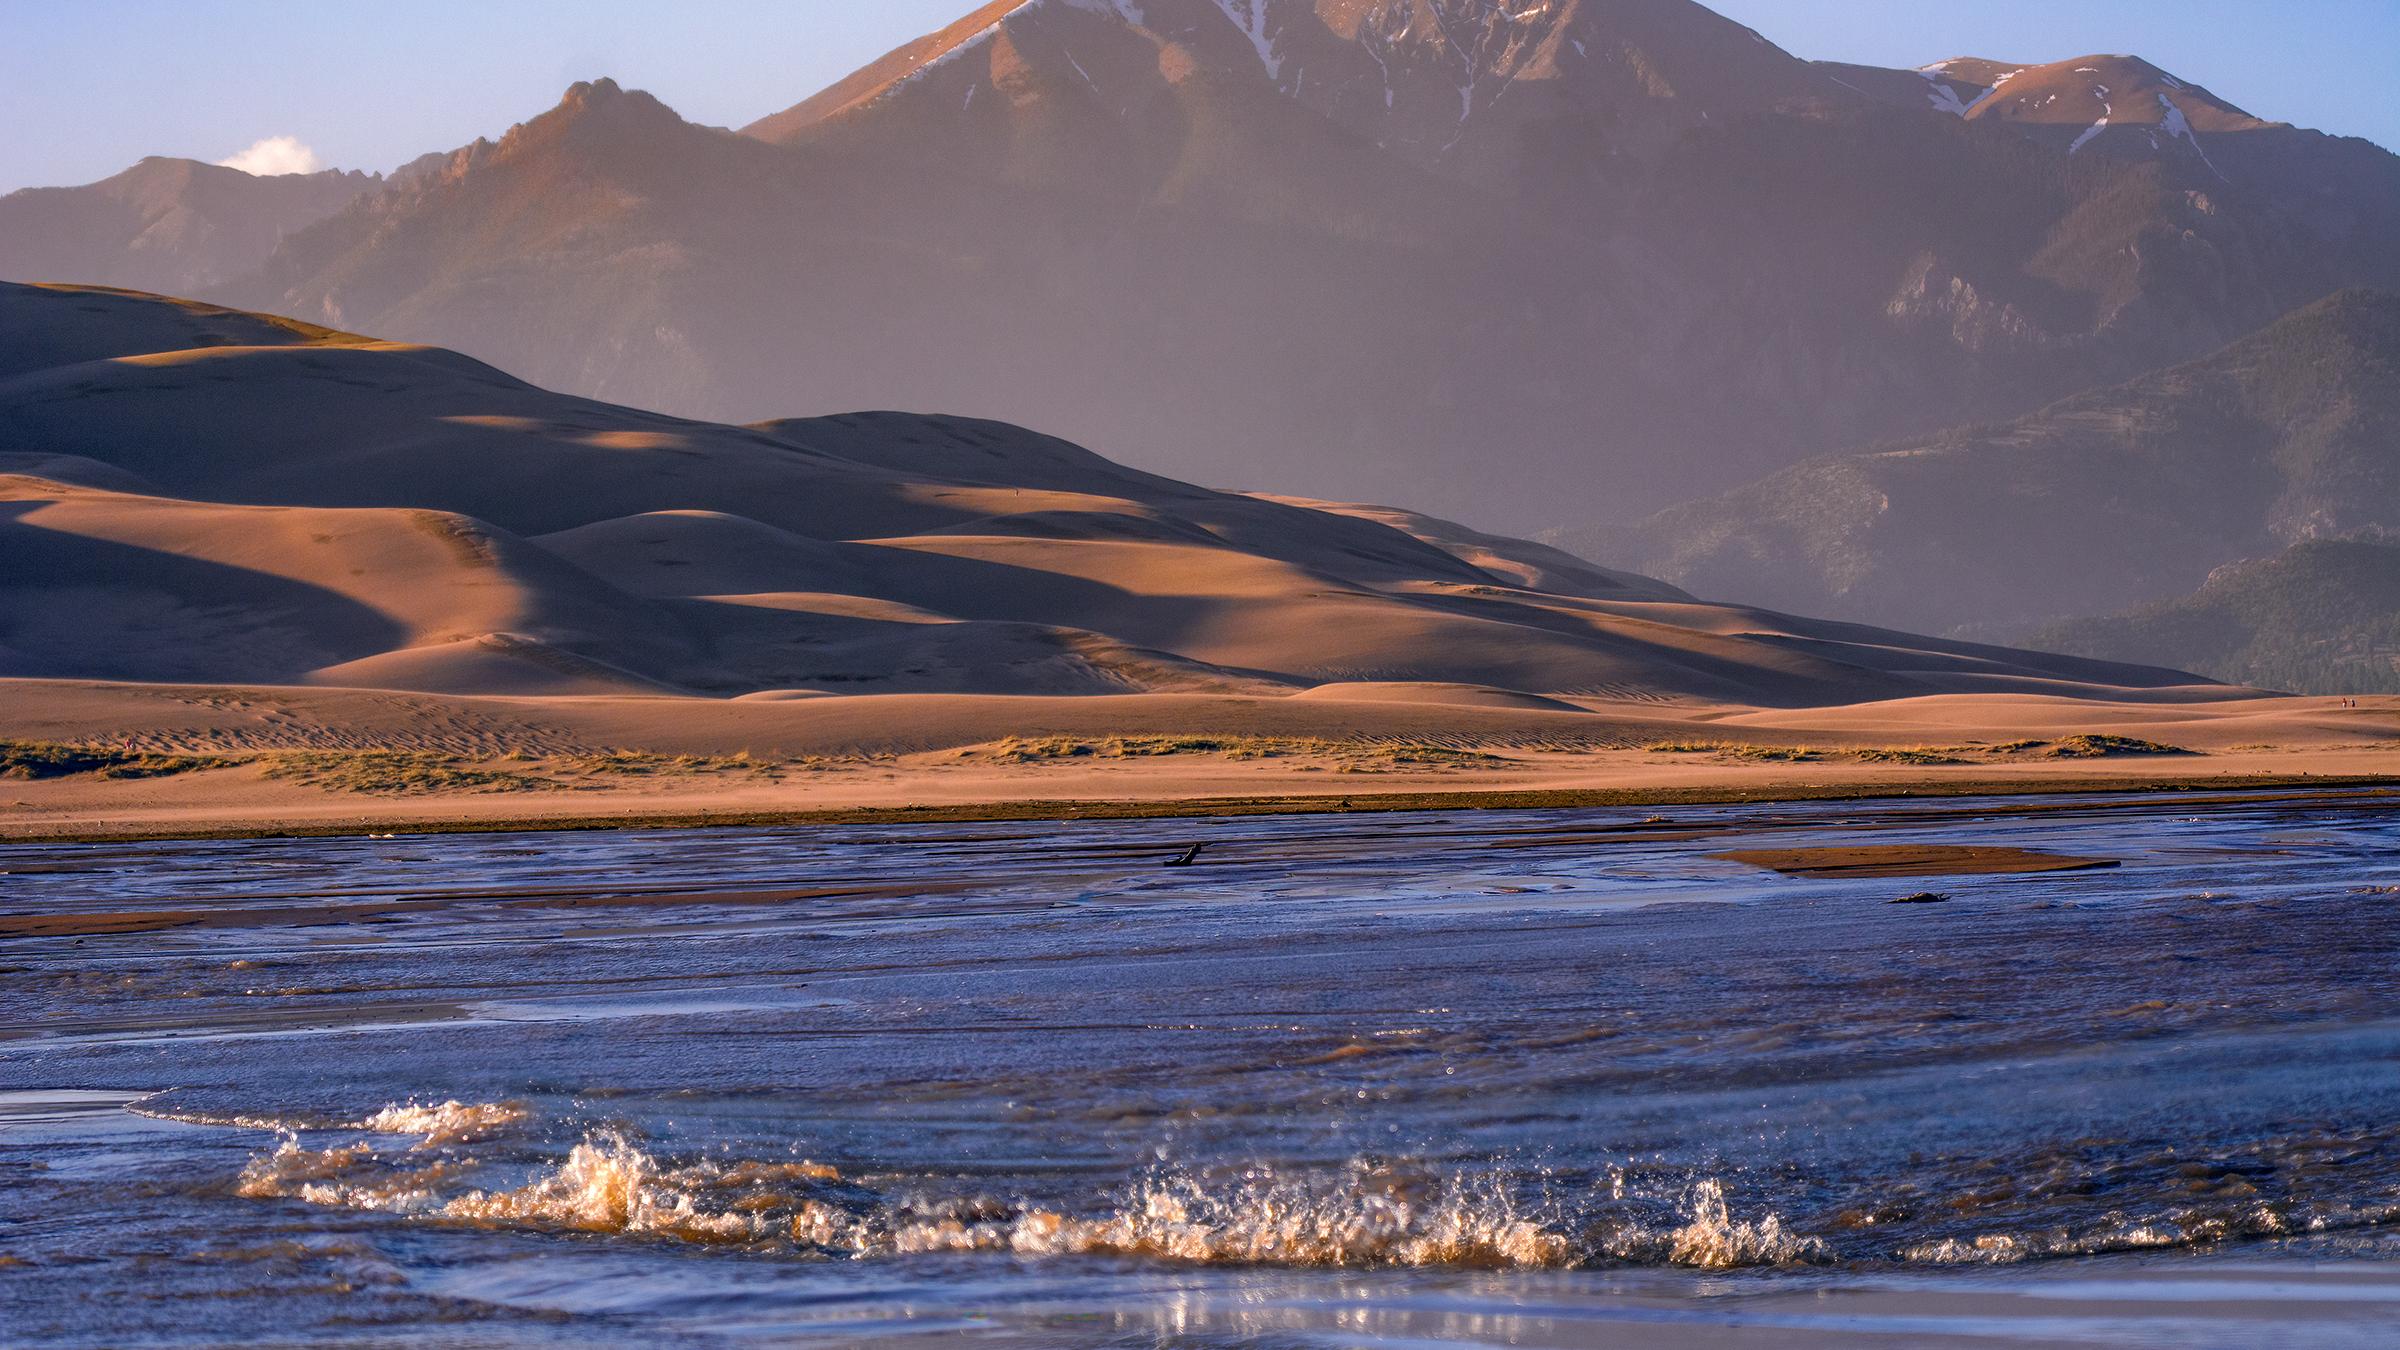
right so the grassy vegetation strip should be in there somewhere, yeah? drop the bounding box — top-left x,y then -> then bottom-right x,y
0,739 -> 867,796
1644,736 -> 2193,764
0,740 -> 228,780
557,750 -> 828,777
10,777 -> 2399,846
2044,735 -> 2196,758
962,735 -> 1509,770
258,751 -> 559,796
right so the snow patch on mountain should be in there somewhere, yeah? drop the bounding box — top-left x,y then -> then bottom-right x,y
2159,92 -> 2227,180
1210,0 -> 1283,80
2158,94 -> 2194,139
888,4 -> 1030,97
871,0 -> 1133,113
1919,71 -> 1971,117
1960,70 -> 2020,117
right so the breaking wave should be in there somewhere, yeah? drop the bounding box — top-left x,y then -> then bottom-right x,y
357,1099 -> 529,1146
1899,1198 -> 2400,1264
224,1108 -> 1823,1270
130,1093 -> 529,1147
214,1101 -> 2400,1273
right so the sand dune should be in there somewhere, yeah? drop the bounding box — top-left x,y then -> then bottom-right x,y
0,281 -> 2223,716
9,280 -> 2366,836
1254,496 -> 1691,603
1289,683 -> 1596,713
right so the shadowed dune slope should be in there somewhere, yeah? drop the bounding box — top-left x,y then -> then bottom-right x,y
0,282 -> 2217,708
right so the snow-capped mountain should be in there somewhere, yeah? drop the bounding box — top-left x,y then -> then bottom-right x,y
10,0 -> 2395,538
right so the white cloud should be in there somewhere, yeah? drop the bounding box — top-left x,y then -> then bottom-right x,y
216,135 -> 324,176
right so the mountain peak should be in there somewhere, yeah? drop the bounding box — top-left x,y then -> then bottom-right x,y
1923,53 -> 2266,136
0,154 -> 383,297
1814,49 -> 2272,172
742,0 -> 1049,142
487,76 -> 707,164
562,76 -> 625,105
548,76 -> 680,125
745,0 -> 1844,172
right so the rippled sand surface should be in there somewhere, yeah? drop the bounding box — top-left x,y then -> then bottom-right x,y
9,790 -> 2400,1345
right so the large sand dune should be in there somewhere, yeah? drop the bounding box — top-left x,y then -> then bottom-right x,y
8,282 -> 2386,834
2,282 -> 2212,707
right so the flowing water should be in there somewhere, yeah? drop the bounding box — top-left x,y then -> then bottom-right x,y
8,790 -> 2400,1345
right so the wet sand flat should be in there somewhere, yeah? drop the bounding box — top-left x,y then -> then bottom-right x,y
1713,844 -> 2122,877
0,881 -> 968,940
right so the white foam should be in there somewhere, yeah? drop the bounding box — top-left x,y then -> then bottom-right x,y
233,1126 -> 1828,1272
358,1099 -> 529,1147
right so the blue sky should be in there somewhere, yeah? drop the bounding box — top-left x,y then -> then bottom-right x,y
3,0 -> 2392,192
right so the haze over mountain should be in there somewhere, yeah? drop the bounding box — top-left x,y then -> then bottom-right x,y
2036,538 -> 2400,695
0,281 -> 2204,712
7,0 -> 2395,535
0,158 -> 383,297
1583,289 -> 2400,639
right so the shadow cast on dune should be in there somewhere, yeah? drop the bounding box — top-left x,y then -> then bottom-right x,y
0,282 -> 2240,734
0,503 -> 408,683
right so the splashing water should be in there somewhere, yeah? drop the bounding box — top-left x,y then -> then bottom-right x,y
27,795 -> 2400,1345
357,1099 -> 529,1147
881,1163 -> 1574,1268
226,1113 -> 1843,1271
1660,1178 -> 1829,1268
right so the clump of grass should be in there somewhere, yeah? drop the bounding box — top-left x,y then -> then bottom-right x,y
1851,747 -> 1970,766
1645,741 -> 1824,762
562,750 -> 772,776
261,751 -> 557,796
2046,735 -> 2197,759
558,749 -> 864,781
970,735 -> 1259,763
1367,744 -> 1508,767
965,735 -> 1508,769
0,740 -> 226,780
1989,739 -> 2049,754
1648,742 -> 1994,765
1331,743 -> 1512,773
